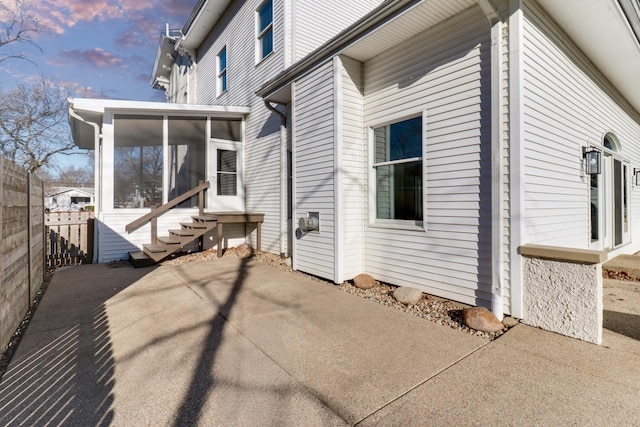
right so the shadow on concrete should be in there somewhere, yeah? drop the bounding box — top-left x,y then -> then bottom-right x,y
0,264 -> 154,426
172,257 -> 249,426
603,310 -> 640,341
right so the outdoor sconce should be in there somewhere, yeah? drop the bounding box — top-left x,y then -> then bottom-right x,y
583,147 -> 601,175
635,168 -> 640,186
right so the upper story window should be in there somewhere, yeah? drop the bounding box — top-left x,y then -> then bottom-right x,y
257,0 -> 273,61
372,115 -> 424,223
217,46 -> 227,95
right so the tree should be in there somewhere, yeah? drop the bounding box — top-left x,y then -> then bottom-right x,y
0,0 -> 40,64
0,78 -> 81,173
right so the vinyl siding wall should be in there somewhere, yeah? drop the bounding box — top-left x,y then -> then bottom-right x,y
362,6 -> 494,307
196,0 -> 287,254
521,1 -> 640,249
96,210 -> 249,263
292,61 -> 336,280
291,0 -> 383,62
339,55 -> 366,281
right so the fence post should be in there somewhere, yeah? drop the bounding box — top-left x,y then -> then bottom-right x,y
28,172 -> 32,305
42,180 -> 46,281
0,159 -> 3,298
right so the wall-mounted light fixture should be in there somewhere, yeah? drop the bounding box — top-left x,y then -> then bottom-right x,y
634,168 -> 640,186
583,147 -> 601,175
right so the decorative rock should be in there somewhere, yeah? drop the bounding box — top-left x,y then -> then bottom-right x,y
353,273 -> 376,289
462,307 -> 504,333
235,243 -> 253,258
502,316 -> 519,328
393,287 -> 423,305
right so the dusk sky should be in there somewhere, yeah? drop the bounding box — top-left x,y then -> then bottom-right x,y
2,0 -> 199,101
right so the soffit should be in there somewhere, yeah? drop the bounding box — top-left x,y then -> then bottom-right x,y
536,0 -> 640,112
342,0 -> 477,62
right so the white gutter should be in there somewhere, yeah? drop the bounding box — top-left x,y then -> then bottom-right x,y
478,0 -> 505,320
68,105 -> 102,264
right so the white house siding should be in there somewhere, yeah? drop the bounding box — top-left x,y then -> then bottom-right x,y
339,55 -> 366,281
291,0 -> 383,62
292,61 -> 336,280
195,0 -> 288,254
363,6 -> 494,307
96,210 -> 229,262
521,1 -> 640,249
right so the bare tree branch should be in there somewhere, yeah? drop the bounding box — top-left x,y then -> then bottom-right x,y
0,0 -> 41,64
0,78 -> 77,172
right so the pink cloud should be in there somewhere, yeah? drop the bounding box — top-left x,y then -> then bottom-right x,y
19,0 -> 197,36
54,48 -> 126,68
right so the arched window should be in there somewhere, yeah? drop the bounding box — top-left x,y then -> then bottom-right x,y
603,133 -> 620,152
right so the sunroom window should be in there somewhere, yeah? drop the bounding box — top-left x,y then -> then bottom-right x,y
373,116 -> 423,222
257,0 -> 273,60
114,115 -> 163,209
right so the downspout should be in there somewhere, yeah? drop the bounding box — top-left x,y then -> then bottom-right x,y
478,0 -> 504,320
264,100 -> 288,257
68,106 -> 102,264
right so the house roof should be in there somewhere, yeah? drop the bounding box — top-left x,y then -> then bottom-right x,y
179,0 -> 234,52
257,0 -> 640,114
150,28 -> 181,91
47,187 -> 95,198
68,98 -> 250,150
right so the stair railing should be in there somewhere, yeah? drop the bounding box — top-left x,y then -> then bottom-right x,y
125,181 -> 210,244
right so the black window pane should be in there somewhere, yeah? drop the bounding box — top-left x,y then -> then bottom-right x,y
389,116 -> 422,160
376,161 -> 422,221
217,174 -> 237,196
217,150 -> 236,173
261,28 -> 273,57
211,120 -> 242,141
258,0 -> 272,32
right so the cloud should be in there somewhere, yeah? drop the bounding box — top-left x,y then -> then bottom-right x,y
53,48 -> 126,68
19,0 -> 197,36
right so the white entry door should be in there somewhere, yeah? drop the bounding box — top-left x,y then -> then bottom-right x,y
207,139 -> 244,212
590,152 -> 629,250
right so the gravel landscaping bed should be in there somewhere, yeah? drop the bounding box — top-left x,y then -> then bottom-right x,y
163,246 -> 508,340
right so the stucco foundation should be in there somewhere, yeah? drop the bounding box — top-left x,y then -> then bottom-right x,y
520,245 -> 605,344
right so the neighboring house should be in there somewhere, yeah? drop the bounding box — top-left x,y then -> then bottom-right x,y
68,0 -> 640,344
45,187 -> 95,212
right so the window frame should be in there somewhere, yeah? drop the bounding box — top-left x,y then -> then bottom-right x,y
216,46 -> 227,96
256,0 -> 273,63
368,111 -> 427,230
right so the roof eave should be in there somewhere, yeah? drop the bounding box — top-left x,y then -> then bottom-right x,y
178,0 -> 233,51
256,0 -> 421,100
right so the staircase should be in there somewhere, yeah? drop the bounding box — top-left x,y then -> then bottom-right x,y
125,181 -> 212,267
138,215 -> 218,263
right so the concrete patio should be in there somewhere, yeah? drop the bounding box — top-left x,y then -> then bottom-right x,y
1,257 -> 639,425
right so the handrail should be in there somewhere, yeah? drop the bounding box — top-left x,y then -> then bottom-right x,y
125,181 -> 210,234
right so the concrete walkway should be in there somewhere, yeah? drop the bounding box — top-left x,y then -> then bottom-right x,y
1,258 -> 639,426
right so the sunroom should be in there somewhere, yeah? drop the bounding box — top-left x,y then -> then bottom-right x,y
68,98 -> 255,263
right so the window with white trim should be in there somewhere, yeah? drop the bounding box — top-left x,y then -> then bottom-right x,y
217,46 -> 227,95
256,0 -> 273,61
372,115 -> 423,222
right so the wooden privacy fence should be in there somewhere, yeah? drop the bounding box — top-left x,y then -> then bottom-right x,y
45,211 -> 94,267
